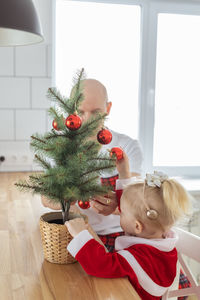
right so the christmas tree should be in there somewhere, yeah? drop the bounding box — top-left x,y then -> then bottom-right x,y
15,69 -> 115,223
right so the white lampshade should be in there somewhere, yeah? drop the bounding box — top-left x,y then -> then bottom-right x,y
0,0 -> 44,46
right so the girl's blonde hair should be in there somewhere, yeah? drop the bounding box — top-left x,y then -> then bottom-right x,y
122,178 -> 191,232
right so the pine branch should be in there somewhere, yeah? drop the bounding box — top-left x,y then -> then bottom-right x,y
47,88 -> 70,111
35,154 -> 51,169
45,131 -> 71,140
79,185 -> 112,200
74,113 -> 105,137
65,186 -> 80,201
81,186 -> 111,194
29,175 -> 43,184
30,134 -> 50,153
72,68 -> 85,97
31,135 -> 47,144
88,157 -> 115,162
29,174 -> 53,183
42,174 -> 53,178
48,106 -> 60,119
81,164 -> 115,177
43,148 -> 55,152
74,92 -> 83,111
15,182 -> 42,191
48,108 -> 65,130
16,182 -> 62,203
84,141 -> 96,152
67,69 -> 85,113
45,134 -> 67,140
78,176 -> 99,187
15,183 -> 34,189
48,107 -> 64,126
29,175 -> 39,180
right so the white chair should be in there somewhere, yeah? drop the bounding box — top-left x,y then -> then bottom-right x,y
162,227 -> 200,300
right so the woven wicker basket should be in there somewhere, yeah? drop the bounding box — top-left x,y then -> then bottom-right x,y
39,211 -> 88,264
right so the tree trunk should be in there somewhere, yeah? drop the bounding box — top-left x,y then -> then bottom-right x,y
61,201 -> 70,223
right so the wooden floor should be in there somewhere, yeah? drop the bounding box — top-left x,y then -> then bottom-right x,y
0,172 -> 141,300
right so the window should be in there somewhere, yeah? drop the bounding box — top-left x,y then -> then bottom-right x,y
55,0 -> 200,177
55,0 -> 141,139
154,13 -> 200,169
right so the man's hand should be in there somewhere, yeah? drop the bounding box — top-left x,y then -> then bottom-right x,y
90,191 -> 118,216
65,218 -> 88,237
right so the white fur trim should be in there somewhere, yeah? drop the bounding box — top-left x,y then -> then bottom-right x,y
115,229 -> 178,252
118,250 -> 168,296
67,230 -> 93,257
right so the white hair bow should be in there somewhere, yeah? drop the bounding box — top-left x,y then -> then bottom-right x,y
145,171 -> 168,188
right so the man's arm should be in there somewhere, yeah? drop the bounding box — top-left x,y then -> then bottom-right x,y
131,172 -> 140,177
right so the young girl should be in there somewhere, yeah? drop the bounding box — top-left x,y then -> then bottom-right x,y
65,153 -> 191,300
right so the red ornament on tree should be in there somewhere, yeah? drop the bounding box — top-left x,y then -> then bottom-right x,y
78,200 -> 90,209
65,114 -> 82,131
110,147 -> 123,160
52,120 -> 59,130
97,128 -> 112,145
52,117 -> 65,130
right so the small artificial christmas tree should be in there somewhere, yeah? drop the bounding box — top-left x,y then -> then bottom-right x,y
15,69 -> 115,224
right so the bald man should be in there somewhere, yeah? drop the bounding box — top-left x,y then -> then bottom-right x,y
42,78 -> 143,250
42,79 -> 191,292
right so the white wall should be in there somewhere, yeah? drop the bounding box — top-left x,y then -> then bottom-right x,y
0,0 -> 53,172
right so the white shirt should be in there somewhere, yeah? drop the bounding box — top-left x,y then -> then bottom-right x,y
78,129 -> 143,235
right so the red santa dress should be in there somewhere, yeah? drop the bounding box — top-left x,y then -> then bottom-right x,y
67,229 -> 178,300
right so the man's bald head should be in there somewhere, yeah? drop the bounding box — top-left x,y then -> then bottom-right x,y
81,79 -> 108,103
70,78 -> 112,124
70,78 -> 108,103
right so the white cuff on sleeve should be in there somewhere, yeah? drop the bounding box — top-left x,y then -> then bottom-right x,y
67,230 -> 93,257
116,177 -> 143,190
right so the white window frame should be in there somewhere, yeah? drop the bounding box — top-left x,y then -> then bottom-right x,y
53,0 -> 200,178
141,0 -> 200,177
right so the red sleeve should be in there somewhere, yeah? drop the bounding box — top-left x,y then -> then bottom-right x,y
115,189 -> 123,212
75,239 -> 137,280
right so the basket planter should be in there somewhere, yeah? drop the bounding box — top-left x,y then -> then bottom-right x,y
39,211 -> 87,264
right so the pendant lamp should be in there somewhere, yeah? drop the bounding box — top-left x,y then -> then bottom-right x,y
0,0 -> 44,46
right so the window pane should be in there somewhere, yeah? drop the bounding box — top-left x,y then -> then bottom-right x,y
56,1 -> 140,139
154,13 -> 200,166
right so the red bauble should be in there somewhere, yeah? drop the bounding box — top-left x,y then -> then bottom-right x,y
110,147 -> 123,160
65,114 -> 82,131
97,128 -> 112,145
78,200 -> 90,209
52,120 -> 59,130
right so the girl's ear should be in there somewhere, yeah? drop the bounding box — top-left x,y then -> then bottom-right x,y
135,220 -> 143,234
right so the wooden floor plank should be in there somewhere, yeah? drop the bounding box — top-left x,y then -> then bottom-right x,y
0,172 -> 141,300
